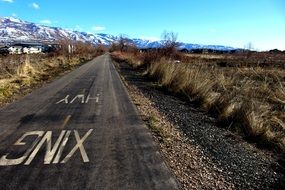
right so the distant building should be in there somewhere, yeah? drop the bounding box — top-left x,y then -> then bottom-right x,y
8,45 -> 24,54
7,42 -> 58,54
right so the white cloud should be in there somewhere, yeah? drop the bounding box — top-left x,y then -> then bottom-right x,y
92,26 -> 106,31
139,36 -> 160,42
11,13 -> 17,17
40,19 -> 52,24
1,0 -> 14,3
31,2 -> 39,9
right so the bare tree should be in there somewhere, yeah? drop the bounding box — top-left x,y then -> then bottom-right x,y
244,42 -> 254,59
117,35 -> 135,52
244,42 -> 254,51
160,31 -> 179,58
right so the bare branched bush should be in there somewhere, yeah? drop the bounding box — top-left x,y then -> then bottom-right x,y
160,31 -> 180,58
109,35 -> 139,55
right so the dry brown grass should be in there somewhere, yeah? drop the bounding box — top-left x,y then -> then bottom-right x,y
112,51 -> 285,152
0,43 -> 105,105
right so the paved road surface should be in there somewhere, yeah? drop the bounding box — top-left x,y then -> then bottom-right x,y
0,54 -> 178,190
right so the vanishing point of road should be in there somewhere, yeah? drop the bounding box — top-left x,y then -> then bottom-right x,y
0,54 -> 179,189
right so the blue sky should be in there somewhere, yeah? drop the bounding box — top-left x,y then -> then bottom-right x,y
1,0 -> 285,50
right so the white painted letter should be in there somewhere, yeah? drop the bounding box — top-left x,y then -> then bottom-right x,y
85,94 -> 99,103
61,129 -> 93,163
56,95 -> 69,104
70,94 -> 85,104
25,130 -> 66,165
53,130 -> 71,164
0,131 -> 45,166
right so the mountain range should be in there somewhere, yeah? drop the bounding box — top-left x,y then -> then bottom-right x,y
0,17 -> 236,51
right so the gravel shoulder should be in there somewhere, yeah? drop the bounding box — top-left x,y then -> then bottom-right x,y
113,60 -> 285,190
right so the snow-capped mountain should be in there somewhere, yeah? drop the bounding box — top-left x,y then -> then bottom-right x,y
132,39 -> 163,49
0,17 -> 236,51
0,17 -> 118,45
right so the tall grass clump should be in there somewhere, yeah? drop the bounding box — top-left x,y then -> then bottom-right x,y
145,55 -> 285,151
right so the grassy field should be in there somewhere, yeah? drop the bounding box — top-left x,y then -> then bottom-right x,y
112,50 -> 285,152
0,43 -> 105,105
